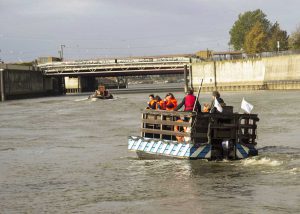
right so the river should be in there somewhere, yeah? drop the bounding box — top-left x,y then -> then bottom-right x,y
0,90 -> 299,213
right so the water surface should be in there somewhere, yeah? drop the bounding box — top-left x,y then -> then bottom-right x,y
0,90 -> 299,213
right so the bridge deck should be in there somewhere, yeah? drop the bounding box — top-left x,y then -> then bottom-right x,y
37,57 -> 192,76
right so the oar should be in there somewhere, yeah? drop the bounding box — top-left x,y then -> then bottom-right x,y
192,78 -> 203,112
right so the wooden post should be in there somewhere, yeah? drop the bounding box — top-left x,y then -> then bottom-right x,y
213,61 -> 217,90
0,68 -> 5,102
184,65 -> 188,93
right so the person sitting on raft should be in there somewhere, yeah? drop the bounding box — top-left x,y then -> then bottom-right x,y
164,93 -> 177,111
174,88 -> 201,112
209,90 -> 226,113
202,103 -> 210,112
155,95 -> 165,110
147,94 -> 157,109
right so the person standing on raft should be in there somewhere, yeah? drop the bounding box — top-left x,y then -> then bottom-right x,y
174,88 -> 201,112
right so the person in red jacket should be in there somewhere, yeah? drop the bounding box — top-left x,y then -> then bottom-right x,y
174,88 -> 201,112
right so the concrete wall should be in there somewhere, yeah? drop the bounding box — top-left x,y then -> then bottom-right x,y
192,54 -> 300,91
263,55 -> 300,81
4,70 -> 44,95
0,64 -> 63,100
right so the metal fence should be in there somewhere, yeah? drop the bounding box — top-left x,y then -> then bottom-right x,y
211,49 -> 300,61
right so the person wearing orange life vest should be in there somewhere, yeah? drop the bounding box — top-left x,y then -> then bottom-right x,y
202,103 -> 210,112
147,94 -> 157,109
174,88 -> 201,112
164,93 -> 177,111
155,95 -> 165,110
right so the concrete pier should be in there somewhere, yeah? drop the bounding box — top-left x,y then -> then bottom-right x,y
0,64 -> 64,101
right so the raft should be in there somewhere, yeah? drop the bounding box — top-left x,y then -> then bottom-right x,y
88,93 -> 114,99
128,108 -> 259,160
88,93 -> 113,99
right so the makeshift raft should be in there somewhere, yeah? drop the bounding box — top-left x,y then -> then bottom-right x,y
128,108 -> 259,160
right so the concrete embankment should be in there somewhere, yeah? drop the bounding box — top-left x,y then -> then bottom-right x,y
0,64 -> 64,101
191,54 -> 300,91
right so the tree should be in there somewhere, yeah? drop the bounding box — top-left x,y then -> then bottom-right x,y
267,22 -> 289,51
244,22 -> 268,54
289,25 -> 300,50
229,9 -> 271,51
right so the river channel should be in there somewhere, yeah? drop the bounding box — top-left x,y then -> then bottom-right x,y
0,90 -> 299,213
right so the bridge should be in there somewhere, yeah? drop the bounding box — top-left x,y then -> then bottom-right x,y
37,55 -> 195,77
35,55 -> 198,93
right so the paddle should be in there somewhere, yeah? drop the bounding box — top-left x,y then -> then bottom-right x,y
192,78 -> 204,112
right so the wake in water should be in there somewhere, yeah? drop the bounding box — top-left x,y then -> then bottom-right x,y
74,97 -> 121,102
242,157 -> 283,167
74,97 -> 89,102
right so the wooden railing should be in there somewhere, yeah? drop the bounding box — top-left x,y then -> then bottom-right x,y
140,109 -> 259,145
141,109 -> 196,141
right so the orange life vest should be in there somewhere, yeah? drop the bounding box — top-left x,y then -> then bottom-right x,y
148,99 -> 157,109
156,100 -> 165,110
174,119 -> 187,142
203,105 -> 210,113
166,98 -> 177,111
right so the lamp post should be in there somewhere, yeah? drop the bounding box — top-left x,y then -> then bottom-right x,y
60,44 -> 65,61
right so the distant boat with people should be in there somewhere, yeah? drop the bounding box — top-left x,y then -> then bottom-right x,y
88,85 -> 113,100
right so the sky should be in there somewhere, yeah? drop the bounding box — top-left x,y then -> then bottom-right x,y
0,0 -> 299,62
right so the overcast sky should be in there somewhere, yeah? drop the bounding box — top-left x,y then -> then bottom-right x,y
0,0 -> 299,62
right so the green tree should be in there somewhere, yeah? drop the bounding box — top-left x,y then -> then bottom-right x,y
229,9 -> 271,51
289,25 -> 300,50
267,22 -> 289,51
244,22 -> 268,54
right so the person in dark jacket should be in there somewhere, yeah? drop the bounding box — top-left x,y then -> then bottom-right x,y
174,88 -> 201,112
209,90 -> 226,113
147,94 -> 157,109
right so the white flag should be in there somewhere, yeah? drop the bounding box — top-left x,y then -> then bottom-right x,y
214,97 -> 223,112
241,98 -> 254,114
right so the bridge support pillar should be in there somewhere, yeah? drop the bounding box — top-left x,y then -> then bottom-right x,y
78,76 -> 82,93
0,68 -> 5,102
117,77 -> 120,89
